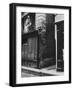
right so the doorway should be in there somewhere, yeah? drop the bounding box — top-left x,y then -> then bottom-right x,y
56,21 -> 64,72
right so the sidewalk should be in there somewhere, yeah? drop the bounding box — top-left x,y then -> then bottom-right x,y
21,66 -> 64,77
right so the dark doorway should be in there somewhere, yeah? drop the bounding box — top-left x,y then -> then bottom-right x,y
57,21 -> 64,72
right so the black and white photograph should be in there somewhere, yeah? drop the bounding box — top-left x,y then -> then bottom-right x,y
10,3 -> 71,87
21,12 -> 64,77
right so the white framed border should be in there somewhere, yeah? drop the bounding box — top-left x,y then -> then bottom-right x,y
16,6 -> 69,84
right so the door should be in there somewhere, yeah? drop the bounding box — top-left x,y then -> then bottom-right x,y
57,21 -> 64,71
